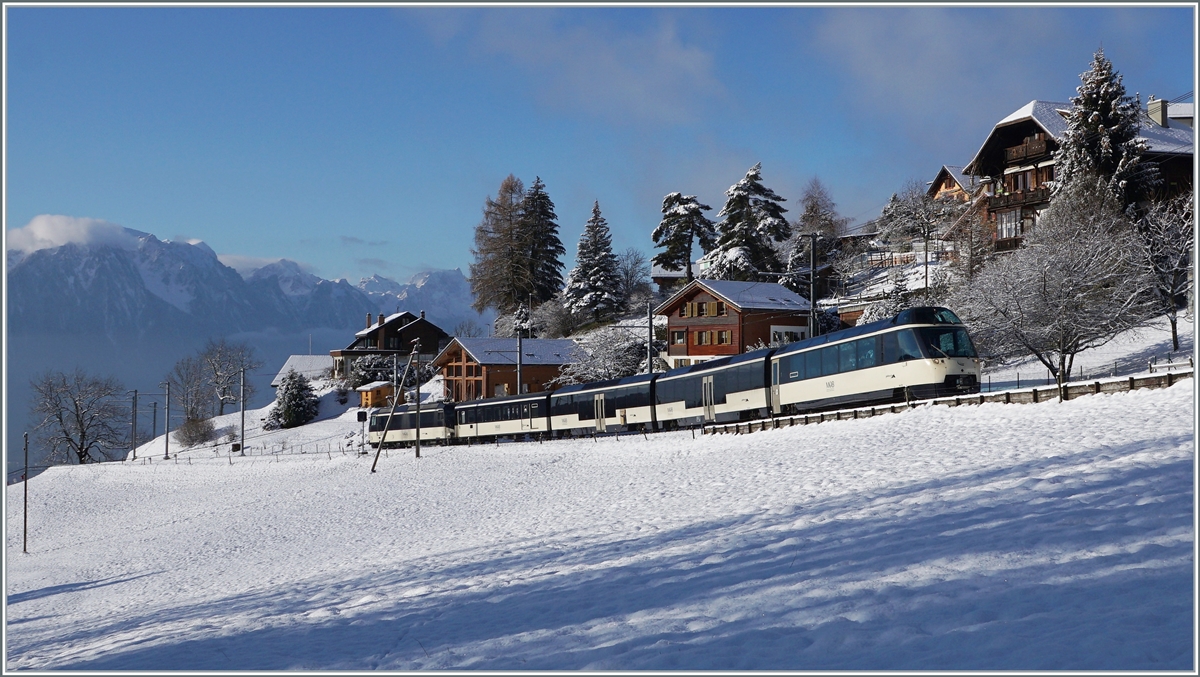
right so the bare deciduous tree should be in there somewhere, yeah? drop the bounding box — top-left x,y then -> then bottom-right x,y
167,354 -> 211,421
1133,190 -> 1193,350
951,175 -> 1157,397
878,180 -> 966,293
199,339 -> 263,415
30,369 -> 126,464
615,247 -> 654,312
549,326 -> 643,386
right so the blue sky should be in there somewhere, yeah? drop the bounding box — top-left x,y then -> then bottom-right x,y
4,5 -> 1194,283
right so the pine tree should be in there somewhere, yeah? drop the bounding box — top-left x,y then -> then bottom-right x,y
563,201 -> 623,321
265,368 -> 319,430
705,163 -> 790,281
1053,48 -> 1158,207
651,193 -> 716,282
521,177 -> 567,305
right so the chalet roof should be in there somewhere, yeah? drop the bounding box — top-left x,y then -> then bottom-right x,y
270,355 -> 334,387
928,165 -> 982,198
353,311 -> 420,338
964,99 -> 1194,175
434,337 -> 583,368
355,380 -> 393,392
654,279 -> 811,316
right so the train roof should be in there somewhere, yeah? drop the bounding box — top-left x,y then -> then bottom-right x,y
773,306 -> 965,358
452,390 -> 550,408
658,346 -> 775,381
551,372 -> 656,396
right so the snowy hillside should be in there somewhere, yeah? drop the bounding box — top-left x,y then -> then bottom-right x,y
6,344 -> 1194,669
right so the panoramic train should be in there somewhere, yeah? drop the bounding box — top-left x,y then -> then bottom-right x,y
368,306 -> 981,447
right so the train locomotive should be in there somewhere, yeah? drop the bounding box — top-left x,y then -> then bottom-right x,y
368,306 -> 981,447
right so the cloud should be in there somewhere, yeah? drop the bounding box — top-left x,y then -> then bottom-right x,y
6,214 -> 141,254
355,257 -> 393,272
428,9 -> 724,125
340,236 -> 390,247
217,254 -> 283,277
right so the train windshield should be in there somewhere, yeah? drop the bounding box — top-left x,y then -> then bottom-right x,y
917,326 -> 977,358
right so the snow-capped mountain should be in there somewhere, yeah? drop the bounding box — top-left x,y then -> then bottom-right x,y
6,229 -> 378,339
357,268 -> 494,332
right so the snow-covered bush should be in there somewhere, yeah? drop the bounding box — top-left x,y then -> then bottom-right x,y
265,369 -> 319,430
550,326 -> 645,386
174,417 -> 217,448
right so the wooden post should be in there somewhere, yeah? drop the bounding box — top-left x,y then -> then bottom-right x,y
23,432 -> 29,554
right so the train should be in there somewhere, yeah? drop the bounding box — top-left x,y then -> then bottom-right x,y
368,306 -> 981,447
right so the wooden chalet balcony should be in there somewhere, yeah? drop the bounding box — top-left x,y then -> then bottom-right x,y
988,186 -> 1051,211
1004,138 -> 1049,162
994,236 -> 1024,253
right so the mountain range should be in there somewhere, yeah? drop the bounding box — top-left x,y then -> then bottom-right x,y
6,228 -> 490,340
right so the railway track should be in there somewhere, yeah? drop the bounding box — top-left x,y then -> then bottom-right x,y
705,369 -> 1194,436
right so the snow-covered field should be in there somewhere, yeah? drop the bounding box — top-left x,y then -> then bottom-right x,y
4,319 -> 1195,671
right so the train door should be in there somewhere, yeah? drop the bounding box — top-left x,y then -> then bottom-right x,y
521,402 -> 531,431
593,394 -> 607,432
770,360 -> 781,414
702,375 -> 716,422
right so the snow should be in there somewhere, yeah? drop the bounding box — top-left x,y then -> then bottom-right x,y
5,322 -> 1194,670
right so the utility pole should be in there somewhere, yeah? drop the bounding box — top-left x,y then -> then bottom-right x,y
23,432 -> 29,554
163,380 -> 171,460
239,367 -> 246,456
647,301 -> 654,374
806,232 -> 820,339
413,339 -> 421,459
129,390 -> 138,460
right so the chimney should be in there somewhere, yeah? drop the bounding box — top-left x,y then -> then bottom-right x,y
366,313 -> 372,329
420,310 -> 426,320
377,313 -> 384,326
1148,96 -> 1169,127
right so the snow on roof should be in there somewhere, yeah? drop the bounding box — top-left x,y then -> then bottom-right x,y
444,338 -> 583,367
966,99 -> 1194,175
353,311 -> 419,338
270,355 -> 334,387
355,380 -> 393,392
684,279 -> 811,312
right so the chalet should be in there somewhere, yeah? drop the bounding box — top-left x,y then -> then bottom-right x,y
926,165 -> 982,202
962,99 -> 1194,252
654,279 -> 810,369
330,311 -> 450,379
356,380 -> 393,408
433,337 -> 583,402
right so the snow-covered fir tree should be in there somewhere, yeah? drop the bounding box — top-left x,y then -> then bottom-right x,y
563,202 -> 622,321
265,368 -> 319,430
651,193 -> 716,282
858,271 -> 910,324
521,177 -> 567,305
1053,48 -> 1157,207
704,163 -> 790,281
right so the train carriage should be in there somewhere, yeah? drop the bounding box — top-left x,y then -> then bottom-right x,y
770,306 -> 981,415
453,391 -> 553,442
368,402 -> 456,447
653,349 -> 774,428
549,373 -> 656,435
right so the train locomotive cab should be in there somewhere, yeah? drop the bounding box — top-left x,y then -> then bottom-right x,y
770,306 -> 981,415
367,402 -> 456,448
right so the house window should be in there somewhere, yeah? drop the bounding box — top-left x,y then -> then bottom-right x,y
716,301 -> 727,316
716,330 -> 731,345
679,305 -> 688,318
676,358 -> 692,368
696,302 -> 708,317
671,330 -> 687,345
695,331 -> 711,346
998,210 -> 1021,239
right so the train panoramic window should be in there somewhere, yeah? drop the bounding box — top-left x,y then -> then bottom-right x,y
839,342 -> 857,372
882,332 -> 899,364
897,330 -> 923,361
857,337 -> 877,369
821,345 -> 839,376
918,327 -> 977,357
805,350 -> 822,380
